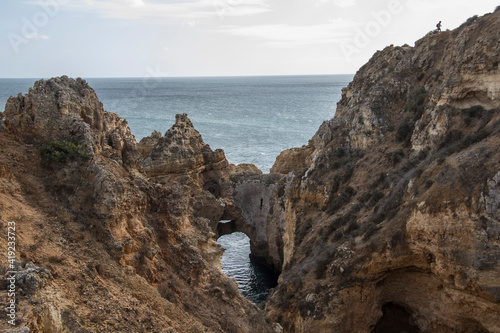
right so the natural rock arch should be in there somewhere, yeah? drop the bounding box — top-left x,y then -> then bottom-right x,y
213,177 -> 284,273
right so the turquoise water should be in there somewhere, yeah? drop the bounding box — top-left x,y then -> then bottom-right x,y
0,75 -> 352,303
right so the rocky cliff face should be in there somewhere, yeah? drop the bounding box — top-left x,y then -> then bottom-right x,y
1,8 -> 500,333
264,9 -> 500,333
0,76 -> 277,333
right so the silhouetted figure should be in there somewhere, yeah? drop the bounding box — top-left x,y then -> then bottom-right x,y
436,21 -> 442,32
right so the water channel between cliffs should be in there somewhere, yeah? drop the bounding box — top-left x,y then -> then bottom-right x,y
217,231 -> 279,304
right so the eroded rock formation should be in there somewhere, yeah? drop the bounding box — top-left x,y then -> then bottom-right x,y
0,76 -> 278,333
263,9 -> 500,333
1,7 -> 500,333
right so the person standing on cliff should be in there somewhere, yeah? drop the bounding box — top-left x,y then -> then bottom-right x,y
436,21 -> 442,32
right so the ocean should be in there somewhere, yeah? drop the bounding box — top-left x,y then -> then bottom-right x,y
0,74 -> 353,303
1,75 -> 352,172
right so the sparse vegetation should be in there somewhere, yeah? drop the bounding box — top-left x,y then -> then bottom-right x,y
457,14 -> 480,30
327,186 -> 356,215
439,126 -> 491,156
389,230 -> 405,248
396,122 -> 413,142
370,172 -> 388,189
40,139 -> 90,163
463,105 -> 485,126
418,147 -> 430,160
395,86 -> 427,143
360,190 -> 385,210
389,149 -> 405,165
465,15 -> 479,24
440,129 -> 463,149
335,146 -> 346,157
295,217 -> 314,246
362,222 -> 379,241
406,86 -> 427,116
465,105 -> 485,118
345,221 -> 359,233
0,264 -> 8,276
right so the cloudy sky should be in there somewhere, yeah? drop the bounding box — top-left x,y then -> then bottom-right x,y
0,0 -> 498,78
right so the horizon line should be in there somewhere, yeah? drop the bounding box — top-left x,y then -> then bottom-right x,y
0,73 -> 355,80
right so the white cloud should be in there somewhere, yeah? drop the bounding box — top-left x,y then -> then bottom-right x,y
73,0 -> 269,20
127,0 -> 145,7
335,0 -> 357,7
316,0 -> 357,8
184,20 -> 197,27
217,22 -> 355,47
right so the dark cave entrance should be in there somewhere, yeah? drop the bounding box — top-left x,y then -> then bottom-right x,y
371,302 -> 421,333
216,221 -> 279,304
217,219 -> 238,237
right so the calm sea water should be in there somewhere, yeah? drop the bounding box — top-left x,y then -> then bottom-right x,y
0,75 -> 352,302
217,232 -> 279,304
0,75 -> 352,173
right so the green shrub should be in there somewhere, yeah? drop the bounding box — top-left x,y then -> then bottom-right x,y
405,86 -> 426,117
464,128 -> 490,146
396,122 -> 413,142
457,15 -> 479,30
371,191 -> 385,204
439,129 -> 463,149
327,186 -> 356,215
465,105 -> 484,118
362,222 -> 379,241
345,221 -> 359,234
389,149 -> 405,165
466,15 -> 479,23
372,172 -> 387,188
158,281 -> 177,303
295,218 -> 314,246
335,146 -> 346,157
371,212 -> 386,225
41,139 -> 90,163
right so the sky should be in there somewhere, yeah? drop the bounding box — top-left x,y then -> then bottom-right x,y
0,0 -> 498,78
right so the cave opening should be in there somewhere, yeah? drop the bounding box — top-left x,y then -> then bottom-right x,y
217,219 -> 237,237
371,302 -> 421,333
216,227 -> 279,304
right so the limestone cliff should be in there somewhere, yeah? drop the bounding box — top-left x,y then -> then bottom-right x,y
0,76 -> 277,332
1,7 -> 500,333
264,9 -> 500,333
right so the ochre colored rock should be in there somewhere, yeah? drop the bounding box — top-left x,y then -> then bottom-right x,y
1,9 -> 500,333
265,9 -> 500,333
0,78 -> 276,333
